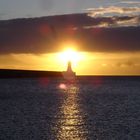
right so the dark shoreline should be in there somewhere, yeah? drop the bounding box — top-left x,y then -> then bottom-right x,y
0,69 -> 63,78
0,69 -> 140,79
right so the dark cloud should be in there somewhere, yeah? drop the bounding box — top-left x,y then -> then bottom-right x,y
0,13 -> 140,54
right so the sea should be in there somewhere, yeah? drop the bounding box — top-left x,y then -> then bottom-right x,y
0,76 -> 140,140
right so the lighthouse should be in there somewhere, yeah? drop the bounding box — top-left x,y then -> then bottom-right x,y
63,61 -> 76,80
67,61 -> 73,73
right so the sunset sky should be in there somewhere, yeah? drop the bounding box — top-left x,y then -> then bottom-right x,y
0,0 -> 140,75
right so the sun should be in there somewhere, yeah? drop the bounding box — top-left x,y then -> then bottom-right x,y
58,47 -> 83,68
58,48 -> 80,64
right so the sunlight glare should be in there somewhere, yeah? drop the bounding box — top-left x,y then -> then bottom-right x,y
58,47 -> 84,68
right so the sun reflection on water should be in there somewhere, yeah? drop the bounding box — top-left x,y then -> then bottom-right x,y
56,84 -> 87,140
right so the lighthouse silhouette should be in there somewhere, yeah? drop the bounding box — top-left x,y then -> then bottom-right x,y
63,61 -> 76,80
67,61 -> 73,73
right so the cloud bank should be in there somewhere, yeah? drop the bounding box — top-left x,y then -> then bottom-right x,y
87,6 -> 140,17
120,1 -> 140,4
0,13 -> 140,54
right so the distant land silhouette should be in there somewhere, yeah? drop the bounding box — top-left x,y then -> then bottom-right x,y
0,61 -> 76,78
0,69 -> 63,78
1,69 -> 140,79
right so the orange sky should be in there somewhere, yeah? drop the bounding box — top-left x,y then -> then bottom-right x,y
1,51 -> 140,75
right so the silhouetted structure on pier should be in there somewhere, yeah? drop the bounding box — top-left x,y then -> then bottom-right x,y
63,61 -> 76,80
67,61 -> 73,73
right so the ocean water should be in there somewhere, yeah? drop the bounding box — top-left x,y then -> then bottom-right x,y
0,76 -> 140,140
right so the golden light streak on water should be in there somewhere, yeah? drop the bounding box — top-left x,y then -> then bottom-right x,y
56,84 -> 87,140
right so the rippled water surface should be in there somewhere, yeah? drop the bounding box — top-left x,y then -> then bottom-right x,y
0,76 -> 140,140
